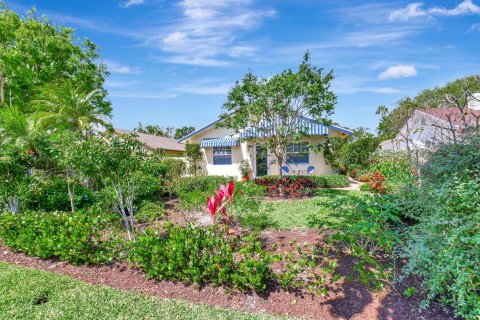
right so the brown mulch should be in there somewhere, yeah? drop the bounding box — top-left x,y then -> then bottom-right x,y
0,229 -> 456,320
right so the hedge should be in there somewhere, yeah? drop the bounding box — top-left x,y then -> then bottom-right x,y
255,174 -> 350,189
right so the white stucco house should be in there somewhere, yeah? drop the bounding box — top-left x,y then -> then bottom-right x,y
178,116 -> 353,180
380,107 -> 480,156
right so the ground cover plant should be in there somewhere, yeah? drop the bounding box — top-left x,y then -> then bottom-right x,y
0,210 -> 118,265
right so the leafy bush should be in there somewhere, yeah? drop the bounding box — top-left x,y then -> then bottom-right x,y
398,137 -> 480,320
0,210 -> 118,265
25,177 -> 95,212
129,225 -> 273,291
159,158 -> 186,180
308,194 -> 403,290
368,151 -> 413,185
402,176 -> 480,319
136,201 -> 165,223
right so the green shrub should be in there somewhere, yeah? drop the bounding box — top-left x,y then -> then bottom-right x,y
129,226 -> 273,291
308,194 -> 403,290
399,137 -> 480,319
25,177 -> 95,212
136,201 -> 165,223
159,158 -> 186,180
402,175 -> 480,319
0,210 -> 118,265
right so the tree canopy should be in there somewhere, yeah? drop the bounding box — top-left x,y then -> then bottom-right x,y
220,52 -> 337,176
0,4 -> 111,115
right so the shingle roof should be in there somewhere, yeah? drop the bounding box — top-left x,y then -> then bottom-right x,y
423,107 -> 480,126
115,129 -> 185,152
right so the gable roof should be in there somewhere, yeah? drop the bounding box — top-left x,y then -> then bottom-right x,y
178,116 -> 352,142
115,129 -> 185,152
422,107 -> 480,126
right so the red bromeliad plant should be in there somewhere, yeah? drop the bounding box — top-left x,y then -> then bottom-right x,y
201,180 -> 243,225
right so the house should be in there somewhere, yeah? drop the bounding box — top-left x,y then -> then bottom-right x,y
380,107 -> 480,153
115,129 -> 185,156
177,117 -> 353,180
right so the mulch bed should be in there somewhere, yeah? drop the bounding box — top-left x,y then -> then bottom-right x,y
0,229 -> 456,320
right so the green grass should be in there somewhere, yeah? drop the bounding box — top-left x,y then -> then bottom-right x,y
0,262 -> 286,320
245,189 -> 367,230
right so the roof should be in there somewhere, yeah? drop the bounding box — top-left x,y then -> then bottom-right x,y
115,129 -> 185,152
178,116 -> 353,143
422,108 -> 480,126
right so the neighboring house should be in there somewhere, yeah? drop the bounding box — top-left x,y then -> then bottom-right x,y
380,107 -> 480,155
177,117 -> 352,180
115,129 -> 185,156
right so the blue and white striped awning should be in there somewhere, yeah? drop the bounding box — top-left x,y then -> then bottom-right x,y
239,116 -> 328,139
200,137 -> 240,148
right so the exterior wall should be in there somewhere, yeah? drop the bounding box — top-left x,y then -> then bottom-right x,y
182,125 -> 346,179
267,135 -> 334,176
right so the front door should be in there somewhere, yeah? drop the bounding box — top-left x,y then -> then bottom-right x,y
255,145 -> 268,177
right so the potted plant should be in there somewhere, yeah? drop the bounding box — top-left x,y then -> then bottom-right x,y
239,160 -> 251,182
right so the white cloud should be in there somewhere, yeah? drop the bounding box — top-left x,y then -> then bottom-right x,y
147,0 -> 275,66
120,0 -> 145,8
468,23 -> 480,31
162,56 -> 229,67
105,60 -> 141,74
378,65 -> 418,80
389,0 -> 480,22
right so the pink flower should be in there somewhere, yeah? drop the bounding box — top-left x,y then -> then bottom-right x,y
214,189 -> 225,202
220,180 -> 235,201
200,195 -> 227,223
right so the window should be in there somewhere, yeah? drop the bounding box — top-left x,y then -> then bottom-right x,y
286,142 -> 309,164
213,146 -> 232,165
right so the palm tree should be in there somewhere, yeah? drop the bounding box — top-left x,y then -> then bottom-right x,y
32,80 -> 111,138
0,106 -> 41,152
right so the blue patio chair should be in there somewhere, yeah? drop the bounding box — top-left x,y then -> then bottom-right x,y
307,166 -> 315,174
281,166 -> 289,174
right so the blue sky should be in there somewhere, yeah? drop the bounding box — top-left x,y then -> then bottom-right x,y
6,0 -> 480,132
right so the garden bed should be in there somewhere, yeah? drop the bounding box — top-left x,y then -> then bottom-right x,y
0,236 -> 455,320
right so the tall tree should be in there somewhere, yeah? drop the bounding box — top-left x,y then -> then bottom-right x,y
174,126 -> 196,140
221,52 -> 336,177
135,123 -> 174,137
0,4 -> 111,115
32,79 -> 111,137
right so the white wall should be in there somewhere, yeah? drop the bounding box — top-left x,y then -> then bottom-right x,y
182,125 -> 346,179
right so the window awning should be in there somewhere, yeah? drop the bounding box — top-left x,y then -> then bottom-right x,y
200,137 -> 240,148
239,116 -> 329,139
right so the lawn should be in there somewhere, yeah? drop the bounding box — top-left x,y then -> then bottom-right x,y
252,189 -> 367,230
0,262 -> 285,320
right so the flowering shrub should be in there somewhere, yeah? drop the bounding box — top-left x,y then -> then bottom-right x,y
368,171 -> 388,193
255,175 -> 349,198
